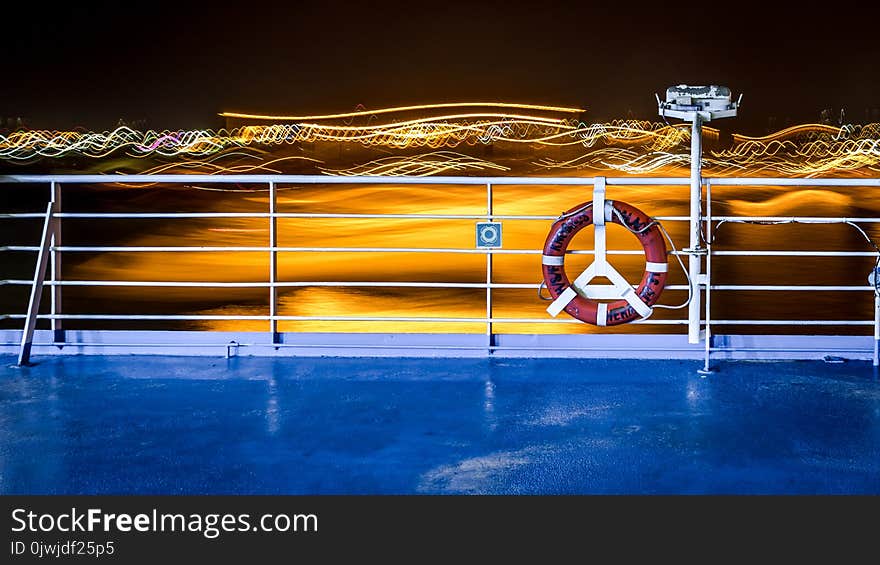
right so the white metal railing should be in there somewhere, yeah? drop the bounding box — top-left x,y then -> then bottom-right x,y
1,174 -> 879,369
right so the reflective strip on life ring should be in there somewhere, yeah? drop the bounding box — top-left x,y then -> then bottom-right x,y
541,200 -> 668,326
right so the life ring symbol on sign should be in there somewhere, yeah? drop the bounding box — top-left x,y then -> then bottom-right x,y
480,225 -> 499,245
541,186 -> 668,326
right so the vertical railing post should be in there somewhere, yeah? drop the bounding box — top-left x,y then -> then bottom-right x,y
687,115 -> 704,344
50,181 -> 63,344
18,197 -> 59,365
700,179 -> 713,375
873,292 -> 879,367
486,182 -> 493,353
269,181 -> 279,344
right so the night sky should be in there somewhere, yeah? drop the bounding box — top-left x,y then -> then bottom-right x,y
4,0 -> 879,133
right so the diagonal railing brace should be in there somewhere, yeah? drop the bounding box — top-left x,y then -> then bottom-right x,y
17,199 -> 60,365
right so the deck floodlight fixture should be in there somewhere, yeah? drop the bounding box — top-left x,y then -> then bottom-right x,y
656,84 -> 742,348
657,85 -> 741,122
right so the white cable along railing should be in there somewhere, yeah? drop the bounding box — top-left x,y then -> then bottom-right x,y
1,174 -> 879,370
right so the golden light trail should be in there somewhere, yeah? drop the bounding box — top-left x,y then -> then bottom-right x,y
0,101 -> 877,178
318,151 -> 509,177
137,154 -> 324,175
0,119 -> 711,159
110,154 -> 326,187
219,102 -> 585,121
711,136 -> 880,176
536,135 -> 880,177
731,123 -> 842,143
731,123 -> 880,144
535,148 -> 697,175
0,103 -> 703,161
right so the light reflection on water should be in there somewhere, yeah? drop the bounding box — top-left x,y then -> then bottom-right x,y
28,181 -> 877,336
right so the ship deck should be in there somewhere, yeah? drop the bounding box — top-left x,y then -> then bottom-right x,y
2,355 -> 878,494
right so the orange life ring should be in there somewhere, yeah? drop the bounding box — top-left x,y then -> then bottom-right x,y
541,200 -> 668,326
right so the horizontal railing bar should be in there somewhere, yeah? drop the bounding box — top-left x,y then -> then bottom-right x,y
0,341 -> 246,348
708,320 -> 873,325
3,175 -> 878,187
11,212 -> 880,223
709,285 -> 874,291
0,280 -> 862,291
0,280 -> 500,288
0,213 -> 48,218
0,246 -> 650,254
0,174 -> 695,185
6,341 -> 872,353
1,314 -> 873,325
4,246 -> 876,258
8,213 -> 880,224
0,341 -> 477,350
0,212 -> 694,222
7,213 -> 880,224
1,246 -> 264,252
4,212 -> 269,219
709,347 -> 872,353
3,314 -> 871,325
2,313 -> 686,324
708,178 -> 880,187
713,250 -> 878,257
2,175 -> 879,187
0,280 -> 514,289
713,216 -> 880,223
0,279 -> 691,291
3,342 -> 733,352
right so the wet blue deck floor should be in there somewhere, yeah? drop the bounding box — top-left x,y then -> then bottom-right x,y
1,355 -> 879,494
